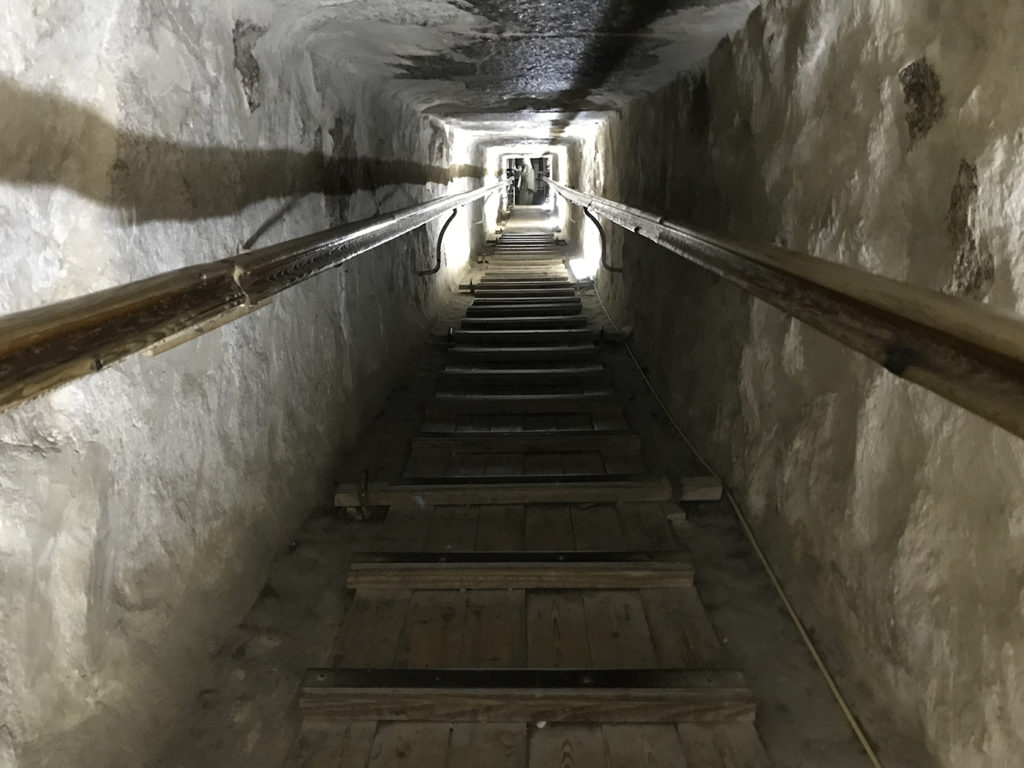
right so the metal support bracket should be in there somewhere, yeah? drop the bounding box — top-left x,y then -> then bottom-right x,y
419,208 -> 459,276
584,206 -> 623,273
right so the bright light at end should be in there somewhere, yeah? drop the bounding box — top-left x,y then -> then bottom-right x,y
569,257 -> 598,281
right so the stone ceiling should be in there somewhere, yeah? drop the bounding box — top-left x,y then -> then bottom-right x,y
261,0 -> 756,132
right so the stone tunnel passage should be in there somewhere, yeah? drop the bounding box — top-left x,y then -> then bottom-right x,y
3,2 -> 1023,768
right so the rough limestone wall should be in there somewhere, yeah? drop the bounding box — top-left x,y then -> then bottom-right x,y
0,2 -> 459,765
589,1 -> 1024,766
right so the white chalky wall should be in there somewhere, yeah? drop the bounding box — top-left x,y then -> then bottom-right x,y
588,2 -> 1024,766
0,2 -> 468,764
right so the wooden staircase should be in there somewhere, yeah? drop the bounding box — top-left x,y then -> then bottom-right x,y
296,208 -> 773,766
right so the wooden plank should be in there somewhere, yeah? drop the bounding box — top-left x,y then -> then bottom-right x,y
424,505 -> 478,551
526,592 -> 591,667
584,591 -> 658,668
448,329 -> 592,345
475,504 -> 525,550
561,451 -> 606,476
677,476 -> 725,502
602,452 -> 647,475
676,723 -> 772,767
284,722 -> 377,768
522,451 -> 563,476
428,392 -> 615,415
333,589 -> 411,667
374,508 -> 430,552
411,432 -> 641,455
530,726 -> 606,768
642,589 -> 727,668
402,447 -> 448,479
572,503 -> 626,551
335,477 -> 674,507
601,724 -> 686,768
465,304 -> 582,317
394,590 -> 467,668
443,452 -> 488,478
300,669 -> 756,723
459,315 -> 587,330
346,553 -> 694,590
459,590 -> 527,668
484,452 -> 524,477
524,503 -> 575,550
365,723 -> 450,768
447,346 -> 598,363
448,724 -> 527,768
470,289 -> 577,299
439,366 -> 606,384
617,502 -> 679,551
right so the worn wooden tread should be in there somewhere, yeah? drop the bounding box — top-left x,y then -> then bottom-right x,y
300,668 -> 755,724
429,392 -> 616,414
448,329 -> 595,344
410,432 -> 642,454
466,304 -> 583,317
347,551 -> 693,589
459,315 -> 588,329
335,477 -> 673,507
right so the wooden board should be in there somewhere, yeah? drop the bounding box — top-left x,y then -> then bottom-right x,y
526,591 -> 592,667
365,723 -> 449,768
617,502 -> 679,551
641,588 -> 727,668
448,724 -> 527,768
583,591 -> 658,668
524,503 -> 575,550
411,432 -> 641,455
475,505 -> 525,550
428,392 -> 615,415
300,668 -> 756,723
601,724 -> 686,768
333,589 -> 411,668
346,552 -> 694,590
676,723 -> 772,767
572,503 -> 627,551
335,477 -> 674,507
423,505 -> 479,550
530,726 -> 606,768
393,590 -> 467,668
459,590 -> 527,668
283,722 -> 377,768
372,508 -> 431,552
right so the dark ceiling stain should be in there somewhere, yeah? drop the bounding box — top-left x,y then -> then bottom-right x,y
396,0 -> 711,115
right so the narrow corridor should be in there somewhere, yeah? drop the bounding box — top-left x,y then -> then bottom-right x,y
153,209 -> 874,767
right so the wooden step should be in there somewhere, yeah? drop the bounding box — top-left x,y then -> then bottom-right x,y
448,328 -> 595,345
471,296 -> 580,307
439,368 -> 606,388
469,288 -> 577,299
460,315 -> 588,330
448,346 -> 598,363
465,304 -> 582,317
429,392 -> 616,414
475,280 -> 573,286
300,668 -> 756,723
346,551 -> 694,589
410,431 -> 642,454
335,477 -> 674,506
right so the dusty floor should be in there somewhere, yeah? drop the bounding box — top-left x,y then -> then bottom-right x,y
150,281 -> 893,768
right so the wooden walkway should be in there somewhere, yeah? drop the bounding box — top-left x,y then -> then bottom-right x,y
296,207 -> 773,766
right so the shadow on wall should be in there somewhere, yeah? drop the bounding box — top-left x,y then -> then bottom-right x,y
0,77 -> 485,224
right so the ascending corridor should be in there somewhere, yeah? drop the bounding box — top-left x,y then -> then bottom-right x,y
153,208 -> 869,767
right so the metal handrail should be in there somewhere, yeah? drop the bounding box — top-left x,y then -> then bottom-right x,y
0,181 -> 507,413
544,177 -> 1024,441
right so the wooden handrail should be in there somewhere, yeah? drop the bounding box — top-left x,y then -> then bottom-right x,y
0,182 -> 507,412
546,177 -> 1024,440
